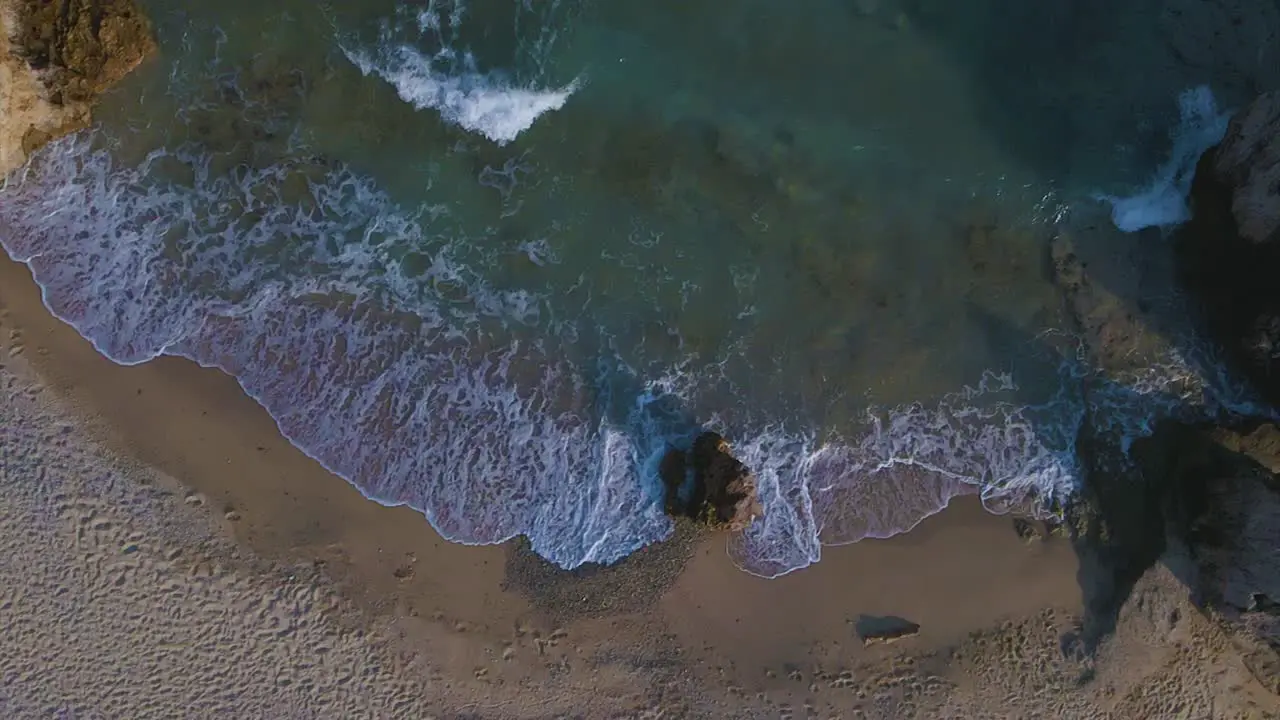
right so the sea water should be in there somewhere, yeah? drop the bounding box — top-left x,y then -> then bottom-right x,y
0,0 -> 1272,576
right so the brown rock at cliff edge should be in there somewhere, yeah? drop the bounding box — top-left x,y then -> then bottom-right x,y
1175,91 -> 1280,406
10,0 -> 156,105
1210,92 -> 1280,246
661,431 -> 762,532
1129,422 -> 1280,695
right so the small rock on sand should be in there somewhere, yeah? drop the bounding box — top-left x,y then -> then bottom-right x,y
854,614 -> 921,645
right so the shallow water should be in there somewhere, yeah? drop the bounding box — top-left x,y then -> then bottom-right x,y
2,0 -> 1275,576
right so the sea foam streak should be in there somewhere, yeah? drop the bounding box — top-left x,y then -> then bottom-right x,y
343,2 -> 579,145
1101,85 -> 1231,232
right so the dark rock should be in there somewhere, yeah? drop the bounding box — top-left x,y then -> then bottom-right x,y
2,0 -> 155,171
1125,421 -> 1280,694
1051,233 -> 1152,373
661,431 -> 762,532
1012,516 -> 1046,541
853,614 -> 920,645
1209,92 -> 1280,246
1012,516 -> 1036,540
689,431 -> 763,531
1063,414 -> 1180,650
12,0 -> 157,104
1175,92 -> 1280,406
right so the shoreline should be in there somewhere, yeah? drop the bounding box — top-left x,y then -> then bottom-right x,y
0,246 -> 1079,602
3,169 -> 1275,718
0,239 -> 1097,710
4,4 -> 1277,711
0,156 -> 1070,589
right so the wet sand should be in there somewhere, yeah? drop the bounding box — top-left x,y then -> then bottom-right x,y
3,248 -> 1277,716
0,244 -> 1078,614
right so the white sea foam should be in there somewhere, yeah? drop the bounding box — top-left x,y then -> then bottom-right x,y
0,131 -> 668,567
724,371 -> 1085,577
1102,85 -> 1231,232
1,121 -> 1268,577
344,45 -> 577,146
343,2 -> 578,145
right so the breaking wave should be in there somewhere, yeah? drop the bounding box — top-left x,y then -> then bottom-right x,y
1101,85 -> 1232,233
342,1 -> 579,145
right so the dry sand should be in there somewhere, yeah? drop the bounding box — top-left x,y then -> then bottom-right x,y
3,248 -> 1279,718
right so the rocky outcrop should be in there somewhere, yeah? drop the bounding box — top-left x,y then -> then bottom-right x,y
1074,89 -> 1280,696
854,614 -> 921,645
661,431 -> 762,532
1126,422 -> 1280,694
1175,91 -> 1280,406
10,0 -> 154,103
1208,93 -> 1280,246
0,0 -> 155,174
1051,233 -> 1152,374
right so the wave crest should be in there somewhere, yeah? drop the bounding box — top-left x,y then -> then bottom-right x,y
342,2 -> 579,145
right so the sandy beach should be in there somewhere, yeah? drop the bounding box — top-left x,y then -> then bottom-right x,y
3,244 -> 1276,717
4,1 -> 1280,717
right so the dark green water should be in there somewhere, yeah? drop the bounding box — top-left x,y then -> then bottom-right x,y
1,0 -> 1272,576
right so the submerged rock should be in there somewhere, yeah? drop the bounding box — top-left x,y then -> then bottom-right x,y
661,431 -> 762,532
1175,91 -> 1280,406
1207,92 -> 1280,246
1051,233 -> 1153,374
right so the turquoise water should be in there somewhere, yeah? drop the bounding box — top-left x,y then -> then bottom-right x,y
1,0 -> 1271,576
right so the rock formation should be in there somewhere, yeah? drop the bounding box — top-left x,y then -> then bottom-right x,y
1209,93 -> 1280,246
0,0 -> 155,174
1065,90 -> 1280,693
854,614 -> 921,645
1051,232 -> 1156,374
1126,422 -> 1280,694
11,0 -> 154,102
1175,91 -> 1280,406
661,431 -> 762,532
